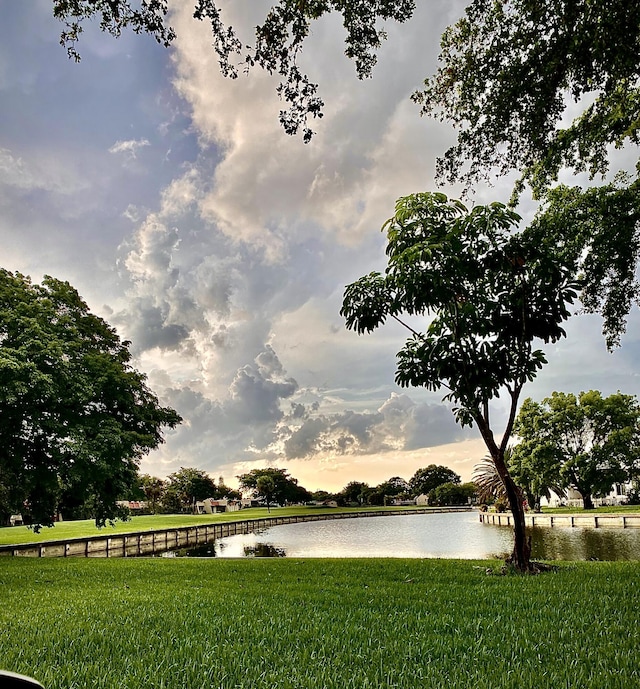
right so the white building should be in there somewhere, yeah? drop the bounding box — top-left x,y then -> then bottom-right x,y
195,498 -> 242,514
544,482 -> 632,508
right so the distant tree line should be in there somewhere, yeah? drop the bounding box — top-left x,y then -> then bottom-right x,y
328,465 -> 476,508
117,463 -> 479,516
99,388 -> 640,519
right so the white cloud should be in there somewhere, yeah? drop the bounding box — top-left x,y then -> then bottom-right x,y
109,138 -> 151,158
3,0 -> 639,490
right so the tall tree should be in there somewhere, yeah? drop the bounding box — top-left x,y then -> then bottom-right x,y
0,270 -> 181,529
237,467 -> 311,506
514,391 -> 640,510
341,192 -> 578,570
165,467 -> 217,513
409,465 -> 460,497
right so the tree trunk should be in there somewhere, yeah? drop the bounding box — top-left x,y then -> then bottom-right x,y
582,492 -> 594,510
475,408 -> 532,571
503,473 -> 531,571
486,452 -> 532,570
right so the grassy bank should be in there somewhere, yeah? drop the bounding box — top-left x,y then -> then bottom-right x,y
0,506 -> 433,546
1,558 -> 638,689
541,504 -> 640,514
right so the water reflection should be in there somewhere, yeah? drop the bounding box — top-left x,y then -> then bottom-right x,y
163,512 -> 640,560
229,513 -> 640,560
184,512 -> 514,559
529,525 -> 640,561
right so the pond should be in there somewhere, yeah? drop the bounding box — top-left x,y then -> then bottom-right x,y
164,511 -> 640,561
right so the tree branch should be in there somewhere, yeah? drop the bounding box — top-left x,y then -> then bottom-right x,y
391,314 -> 427,341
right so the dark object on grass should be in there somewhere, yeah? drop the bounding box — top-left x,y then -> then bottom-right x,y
0,671 -> 45,688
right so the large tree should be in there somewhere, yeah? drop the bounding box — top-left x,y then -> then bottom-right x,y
341,192 -> 578,571
0,270 -> 181,530
237,467 -> 311,506
409,465 -> 460,497
513,391 -> 640,510
165,467 -> 217,513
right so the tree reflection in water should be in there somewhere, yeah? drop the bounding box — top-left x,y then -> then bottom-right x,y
243,544 -> 286,558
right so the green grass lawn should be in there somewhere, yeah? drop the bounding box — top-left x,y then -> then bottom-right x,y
0,558 -> 638,689
541,504 -> 640,514
0,505 -> 432,546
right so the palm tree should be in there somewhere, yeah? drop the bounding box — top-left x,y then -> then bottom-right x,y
473,452 -> 508,505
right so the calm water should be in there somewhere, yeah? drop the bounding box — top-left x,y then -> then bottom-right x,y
167,511 -> 640,561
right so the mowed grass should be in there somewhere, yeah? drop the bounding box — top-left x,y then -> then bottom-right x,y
1,558 -> 638,689
542,504 -> 640,514
0,507 -> 426,546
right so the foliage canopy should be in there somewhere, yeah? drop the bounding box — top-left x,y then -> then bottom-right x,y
0,269 -> 181,529
342,192 -> 578,569
415,0 -> 640,196
513,390 -> 640,509
53,0 -> 415,142
342,192 -> 577,429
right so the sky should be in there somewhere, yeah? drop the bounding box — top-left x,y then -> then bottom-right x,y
1,1 -> 639,492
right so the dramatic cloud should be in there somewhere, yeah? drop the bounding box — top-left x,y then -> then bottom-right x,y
2,1 -> 639,490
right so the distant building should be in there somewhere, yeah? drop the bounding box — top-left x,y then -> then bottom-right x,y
543,482 -> 632,508
415,494 -> 429,506
196,498 -> 242,514
116,500 -> 147,512
391,498 -> 417,507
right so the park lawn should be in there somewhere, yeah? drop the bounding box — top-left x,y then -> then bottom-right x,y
0,506 -> 431,546
0,558 -> 638,689
541,504 -> 640,514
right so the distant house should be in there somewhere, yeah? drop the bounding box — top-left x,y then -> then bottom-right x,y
543,482 -> 632,508
116,500 -> 147,512
391,498 -> 417,507
415,494 -> 429,506
196,498 -> 242,514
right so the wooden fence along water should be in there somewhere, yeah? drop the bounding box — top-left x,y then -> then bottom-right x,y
0,508 -> 471,558
479,512 -> 640,529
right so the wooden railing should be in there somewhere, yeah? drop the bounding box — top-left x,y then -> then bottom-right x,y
479,512 -> 640,528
